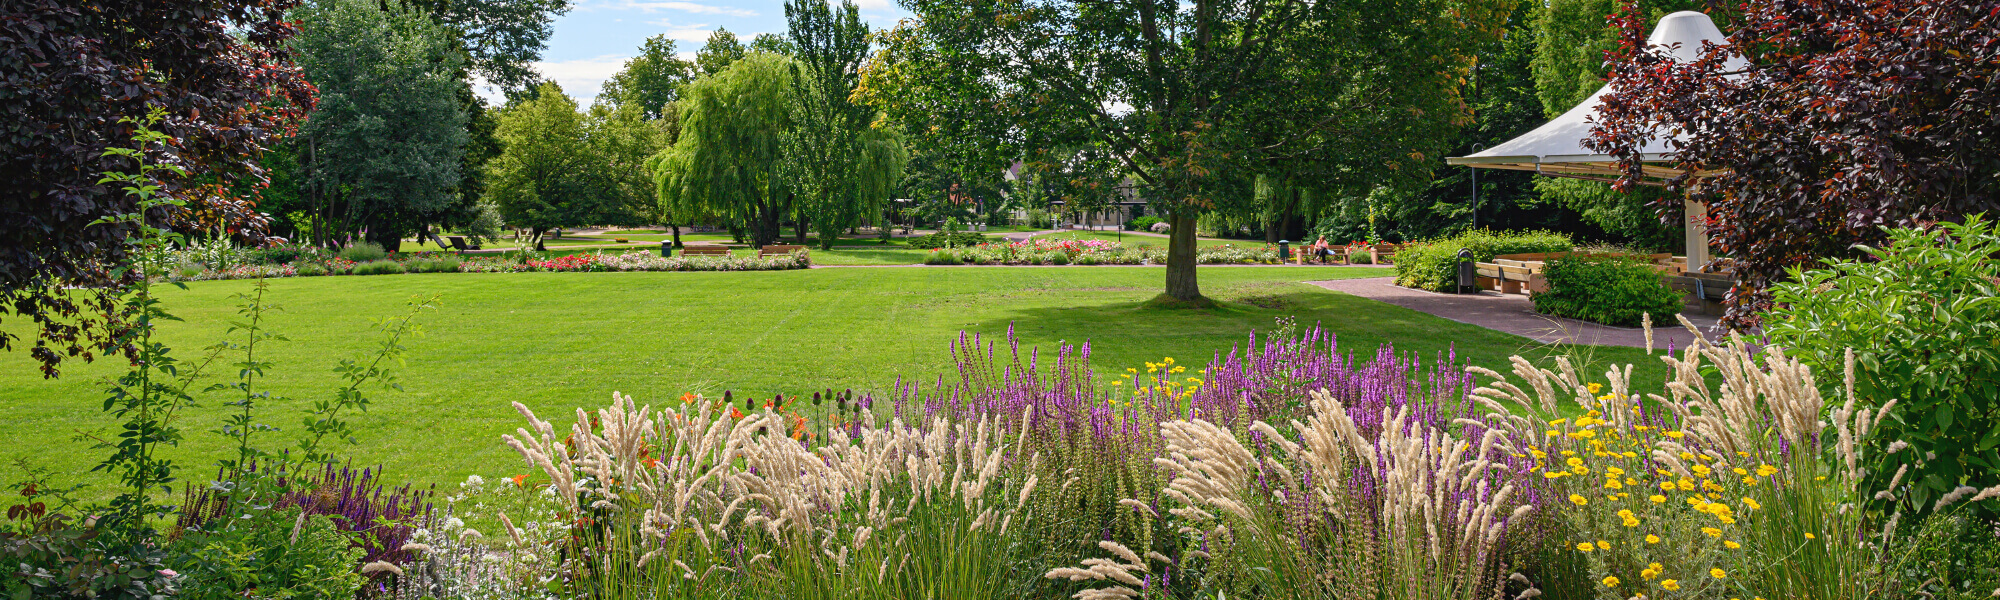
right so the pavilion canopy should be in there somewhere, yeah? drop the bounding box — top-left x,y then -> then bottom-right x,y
1445,11 -> 1744,185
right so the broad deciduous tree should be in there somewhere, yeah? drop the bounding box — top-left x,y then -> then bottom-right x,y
781,0 -> 874,249
291,0 -> 470,252
487,82 -> 609,249
600,34 -> 697,121
893,0 -> 1514,302
1591,0 -> 2000,328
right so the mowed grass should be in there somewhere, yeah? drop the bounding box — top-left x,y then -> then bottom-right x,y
0,267 -> 1669,496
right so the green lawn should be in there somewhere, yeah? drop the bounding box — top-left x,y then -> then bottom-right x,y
0,267 -> 1669,496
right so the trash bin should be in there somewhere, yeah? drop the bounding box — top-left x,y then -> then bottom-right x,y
661,241 -> 673,258
1456,248 -> 1475,293
1278,240 -> 1291,261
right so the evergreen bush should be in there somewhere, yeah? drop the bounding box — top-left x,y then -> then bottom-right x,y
1393,230 -> 1573,291
1529,256 -> 1682,327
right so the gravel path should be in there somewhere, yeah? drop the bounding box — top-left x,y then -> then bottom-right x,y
1306,276 -> 1721,350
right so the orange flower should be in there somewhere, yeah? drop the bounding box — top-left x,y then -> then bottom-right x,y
509,474 -> 528,487
730,407 -> 746,419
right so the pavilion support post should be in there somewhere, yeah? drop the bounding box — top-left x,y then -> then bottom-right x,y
1684,198 -> 1711,272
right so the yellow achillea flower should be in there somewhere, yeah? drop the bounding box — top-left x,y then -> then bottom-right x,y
1576,542 -> 1594,552
1743,498 -> 1762,510
1806,532 -> 1817,539
1569,494 -> 1589,506
1602,575 -> 1620,588
1725,540 -> 1741,549
1639,563 -> 1662,580
1645,534 -> 1661,544
1662,579 -> 1682,590
1756,464 -> 1778,477
1597,540 -> 1610,550
1567,457 -> 1585,467
1711,568 -> 1728,579
1703,527 -> 1723,538
1649,494 -> 1667,503
1667,431 -> 1686,439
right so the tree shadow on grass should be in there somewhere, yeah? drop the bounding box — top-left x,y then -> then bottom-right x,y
973,280 -> 1676,392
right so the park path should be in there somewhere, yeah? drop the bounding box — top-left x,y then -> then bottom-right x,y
1306,276 -> 1721,350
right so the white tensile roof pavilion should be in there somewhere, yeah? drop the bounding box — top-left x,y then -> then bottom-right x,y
1447,11 -> 1743,269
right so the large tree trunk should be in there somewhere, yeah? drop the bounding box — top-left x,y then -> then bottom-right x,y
1164,213 -> 1203,303
794,215 -> 809,245
670,223 -> 683,248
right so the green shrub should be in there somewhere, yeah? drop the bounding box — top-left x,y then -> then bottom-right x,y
170,509 -> 365,600
1530,256 -> 1682,327
0,526 -> 177,599
339,241 -> 387,262
294,263 -> 328,277
1125,216 -> 1164,232
922,249 -> 964,265
350,260 -> 406,276
1393,229 -> 1573,292
907,231 -> 991,249
247,244 -> 323,265
1765,215 -> 2000,512
406,257 -> 462,273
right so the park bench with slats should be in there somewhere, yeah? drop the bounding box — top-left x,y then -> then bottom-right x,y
680,246 -> 732,257
758,244 -> 807,259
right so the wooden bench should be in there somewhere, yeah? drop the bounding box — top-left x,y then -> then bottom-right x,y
1370,243 -> 1402,265
1474,252 -> 1681,295
680,246 -> 732,257
1474,258 -> 1547,294
758,244 -> 807,258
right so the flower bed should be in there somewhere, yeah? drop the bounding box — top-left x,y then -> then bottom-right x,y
922,239 -> 1278,265
374,320 -> 2000,600
161,249 -> 810,281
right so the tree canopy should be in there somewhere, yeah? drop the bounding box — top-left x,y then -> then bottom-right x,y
886,0 -> 1514,301
0,0 -> 314,376
600,34 -> 696,121
1592,0 -> 2000,328
487,82 -> 615,248
651,53 -> 797,247
291,0 -> 470,252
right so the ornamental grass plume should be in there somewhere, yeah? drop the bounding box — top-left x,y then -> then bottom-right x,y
1051,388 -> 1537,600
1466,314 -> 2000,599
495,391 -> 1043,600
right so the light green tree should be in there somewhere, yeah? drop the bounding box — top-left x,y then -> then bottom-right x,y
650,53 -> 796,247
487,82 -> 607,249
600,34 -> 696,121
587,102 -> 670,226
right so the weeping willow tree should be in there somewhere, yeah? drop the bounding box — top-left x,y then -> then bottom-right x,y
649,52 -> 795,247
1252,174 -> 1334,244
855,124 -> 910,241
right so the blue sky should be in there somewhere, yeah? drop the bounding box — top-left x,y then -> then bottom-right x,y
479,0 -> 915,105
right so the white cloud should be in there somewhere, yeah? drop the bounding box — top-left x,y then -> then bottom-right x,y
614,0 -> 757,17
532,55 -> 635,105
646,19 -> 719,44
852,0 -> 893,10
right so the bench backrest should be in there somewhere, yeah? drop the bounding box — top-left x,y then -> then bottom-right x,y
760,245 -> 806,255
681,247 -> 731,256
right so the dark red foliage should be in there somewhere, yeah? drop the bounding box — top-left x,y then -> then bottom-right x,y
0,0 -> 315,376
1590,0 -> 2000,328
